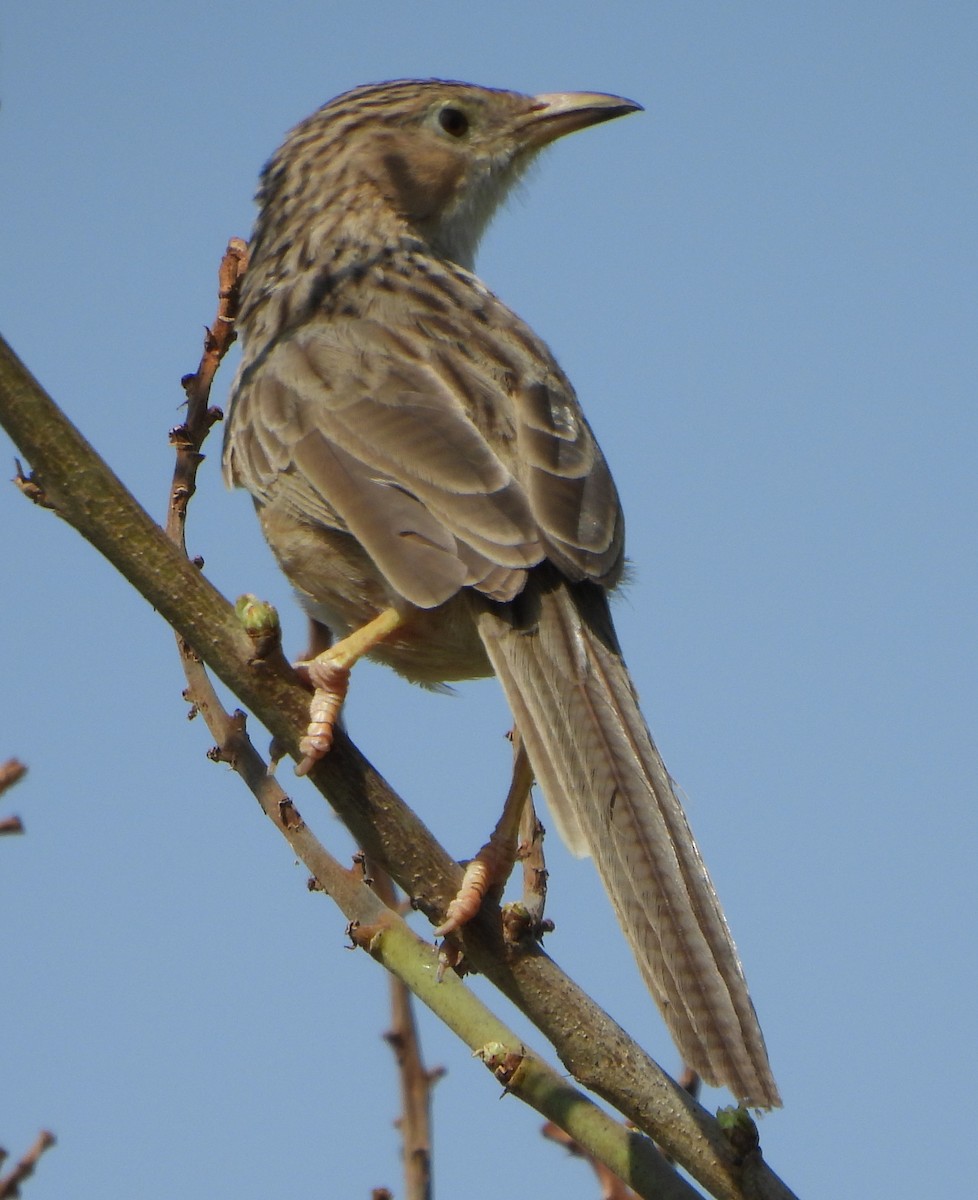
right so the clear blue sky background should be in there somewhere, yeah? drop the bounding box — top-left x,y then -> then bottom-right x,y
3,4 -> 975,1197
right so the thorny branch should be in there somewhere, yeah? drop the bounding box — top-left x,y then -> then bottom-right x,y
0,262 -> 797,1200
168,236 -> 248,549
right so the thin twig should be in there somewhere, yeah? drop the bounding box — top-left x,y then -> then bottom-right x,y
168,237 -> 248,551
370,863 -> 443,1200
0,1131 -> 56,1198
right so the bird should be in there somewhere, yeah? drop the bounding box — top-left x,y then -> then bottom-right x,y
223,78 -> 780,1108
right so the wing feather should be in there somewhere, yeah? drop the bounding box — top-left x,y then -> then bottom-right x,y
224,265 -> 625,606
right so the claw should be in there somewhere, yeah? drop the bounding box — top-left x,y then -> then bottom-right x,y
295,660 -> 351,775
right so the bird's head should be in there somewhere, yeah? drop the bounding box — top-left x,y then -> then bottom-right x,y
257,79 -> 642,269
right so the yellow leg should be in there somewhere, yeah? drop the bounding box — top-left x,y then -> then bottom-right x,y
295,607 -> 404,776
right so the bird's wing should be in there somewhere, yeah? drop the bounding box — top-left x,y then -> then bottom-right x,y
225,277 -> 624,608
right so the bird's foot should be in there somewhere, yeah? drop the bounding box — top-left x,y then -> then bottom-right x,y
293,606 -> 404,776
435,842 -> 511,937
295,658 -> 350,775
435,732 -> 536,936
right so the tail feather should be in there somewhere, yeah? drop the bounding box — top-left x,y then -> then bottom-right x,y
473,571 -> 780,1108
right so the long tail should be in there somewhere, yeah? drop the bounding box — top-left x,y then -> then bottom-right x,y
473,570 -> 780,1108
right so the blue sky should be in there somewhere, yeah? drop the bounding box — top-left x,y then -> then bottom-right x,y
3,4 -> 976,1197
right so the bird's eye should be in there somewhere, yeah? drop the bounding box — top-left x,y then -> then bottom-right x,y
438,106 -> 470,137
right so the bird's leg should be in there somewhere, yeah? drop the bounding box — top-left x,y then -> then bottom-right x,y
294,607 -> 404,776
515,787 -> 548,932
435,732 -> 535,936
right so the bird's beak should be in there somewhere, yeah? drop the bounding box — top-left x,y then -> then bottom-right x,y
517,91 -> 643,150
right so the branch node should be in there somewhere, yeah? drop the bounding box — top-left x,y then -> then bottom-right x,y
235,594 -> 282,660
501,901 -> 553,946
277,796 -> 305,832
717,1106 -> 760,1162
474,1041 -> 526,1093
13,459 -> 54,509
348,918 -> 387,956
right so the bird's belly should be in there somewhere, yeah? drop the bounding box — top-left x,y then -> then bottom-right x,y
369,598 -> 493,685
258,501 -> 493,685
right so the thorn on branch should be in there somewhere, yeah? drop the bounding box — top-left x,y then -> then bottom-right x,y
473,1041 -> 525,1094
347,918 -> 388,956
13,459 -> 54,509
436,937 -> 466,981
353,853 -> 374,887
277,797 -> 305,832
179,637 -> 201,664
501,901 -> 554,945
